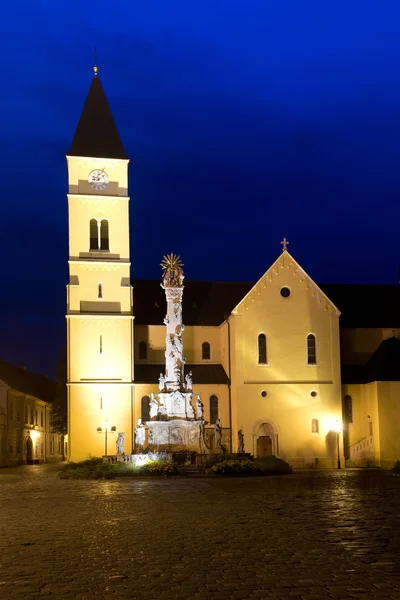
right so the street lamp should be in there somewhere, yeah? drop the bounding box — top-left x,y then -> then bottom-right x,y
97,421 -> 116,456
334,420 -> 342,469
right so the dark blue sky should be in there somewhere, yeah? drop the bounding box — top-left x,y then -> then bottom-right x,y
1,0 -> 400,375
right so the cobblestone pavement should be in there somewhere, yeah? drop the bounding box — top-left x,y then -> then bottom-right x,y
1,466 -> 400,600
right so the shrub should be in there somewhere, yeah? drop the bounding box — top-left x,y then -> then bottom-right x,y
211,459 -> 254,475
141,460 -> 178,476
254,455 -> 292,475
392,460 -> 400,474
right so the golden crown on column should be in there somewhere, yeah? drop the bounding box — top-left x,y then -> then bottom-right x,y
161,254 -> 184,287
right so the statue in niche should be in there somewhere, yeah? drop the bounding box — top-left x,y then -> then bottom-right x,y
149,394 -> 159,420
185,371 -> 193,391
116,432 -> 125,455
238,429 -> 245,454
196,395 -> 204,419
158,373 -> 166,392
134,418 -> 145,450
215,418 -> 222,448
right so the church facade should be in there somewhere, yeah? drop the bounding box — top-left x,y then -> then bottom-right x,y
66,69 -> 400,469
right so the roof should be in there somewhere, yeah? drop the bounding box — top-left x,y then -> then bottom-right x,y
134,363 -> 229,385
0,359 -> 56,403
342,337 -> 400,384
319,284 -> 400,328
132,279 -> 252,326
68,74 -> 127,159
133,279 -> 400,328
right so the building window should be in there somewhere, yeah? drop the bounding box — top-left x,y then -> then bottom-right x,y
35,410 -> 38,425
98,283 -> 103,299
307,334 -> 316,365
50,439 -> 54,454
40,412 -> 44,427
344,395 -> 353,424
90,218 -> 98,250
16,411 -> 20,422
58,439 -> 62,454
100,220 -> 109,251
41,443 -> 44,457
16,442 -> 21,454
202,342 -> 211,360
141,396 -> 150,422
9,441 -> 13,455
9,406 -> 13,421
30,407 -> 34,424
258,334 -> 267,364
138,341 -> 147,361
369,421 -> 373,437
280,286 -> 291,298
100,335 -> 103,354
209,395 -> 219,424
311,418 -> 319,434
49,412 -> 52,426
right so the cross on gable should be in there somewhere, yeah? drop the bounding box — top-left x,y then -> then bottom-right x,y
281,237 -> 289,252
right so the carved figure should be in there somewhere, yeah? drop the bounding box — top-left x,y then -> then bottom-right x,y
158,373 -> 166,392
161,254 -> 184,288
116,432 -> 125,455
134,418 -> 145,449
185,371 -> 193,391
149,394 -> 159,419
171,428 -> 184,444
196,395 -> 204,419
238,429 -> 245,454
215,418 -> 222,448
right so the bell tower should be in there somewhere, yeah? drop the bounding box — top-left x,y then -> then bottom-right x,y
66,65 -> 134,461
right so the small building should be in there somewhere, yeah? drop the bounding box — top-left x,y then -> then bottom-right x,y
0,360 -> 64,467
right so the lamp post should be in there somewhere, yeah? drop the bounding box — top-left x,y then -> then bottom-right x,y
97,421 -> 116,456
334,420 -> 342,469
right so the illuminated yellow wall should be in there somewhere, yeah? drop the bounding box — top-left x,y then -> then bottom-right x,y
229,252 -> 343,468
66,155 -> 134,462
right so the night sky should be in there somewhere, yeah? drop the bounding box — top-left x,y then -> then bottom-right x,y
1,0 -> 400,376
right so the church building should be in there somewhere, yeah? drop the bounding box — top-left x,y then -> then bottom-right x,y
66,68 -> 400,469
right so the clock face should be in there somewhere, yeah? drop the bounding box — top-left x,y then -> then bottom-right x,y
88,169 -> 109,191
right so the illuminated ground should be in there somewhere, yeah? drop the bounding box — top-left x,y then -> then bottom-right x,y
0,465 -> 400,599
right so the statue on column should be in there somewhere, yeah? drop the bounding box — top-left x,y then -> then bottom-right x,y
158,373 -> 166,392
134,419 -> 145,451
185,371 -> 193,392
149,394 -> 159,420
196,395 -> 204,419
238,429 -> 245,454
215,418 -> 222,448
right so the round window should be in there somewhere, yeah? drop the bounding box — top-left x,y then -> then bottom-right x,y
310,391 -> 318,398
280,287 -> 291,298
261,390 -> 267,398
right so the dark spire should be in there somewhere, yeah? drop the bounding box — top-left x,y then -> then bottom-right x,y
68,66 -> 127,159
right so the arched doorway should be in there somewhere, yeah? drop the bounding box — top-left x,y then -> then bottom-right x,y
253,421 -> 279,457
26,433 -> 33,465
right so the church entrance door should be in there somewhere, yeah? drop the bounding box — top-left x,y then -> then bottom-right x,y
26,436 -> 33,464
257,435 -> 273,457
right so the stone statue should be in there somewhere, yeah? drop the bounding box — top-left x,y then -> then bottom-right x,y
196,395 -> 204,419
149,394 -> 159,420
134,418 -> 145,450
185,371 -> 193,391
158,373 -> 166,392
238,429 -> 245,454
215,418 -> 222,448
116,432 -> 125,455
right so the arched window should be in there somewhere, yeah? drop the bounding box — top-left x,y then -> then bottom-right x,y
209,395 -> 218,424
344,395 -> 353,424
138,341 -> 147,361
258,333 -> 267,364
307,334 -> 316,365
202,342 -> 211,360
98,283 -> 103,299
311,418 -> 319,434
90,219 -> 98,250
100,220 -> 109,251
141,396 -> 150,422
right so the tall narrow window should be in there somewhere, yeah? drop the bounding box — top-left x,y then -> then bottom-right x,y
311,418 -> 319,434
258,334 -> 267,364
138,341 -> 147,360
100,220 -> 109,251
202,342 -> 211,360
210,395 -> 219,424
40,412 -> 44,427
344,395 -> 353,424
141,396 -> 150,422
307,334 -> 316,365
98,283 -> 103,299
90,219 -> 98,250
100,335 -> 103,354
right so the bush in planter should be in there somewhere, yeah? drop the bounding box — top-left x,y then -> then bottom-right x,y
59,459 -> 117,480
392,460 -> 400,474
141,460 -> 178,476
211,459 -> 254,475
254,455 -> 292,475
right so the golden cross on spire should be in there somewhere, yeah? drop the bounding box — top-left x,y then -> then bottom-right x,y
93,47 -> 98,76
281,237 -> 289,252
